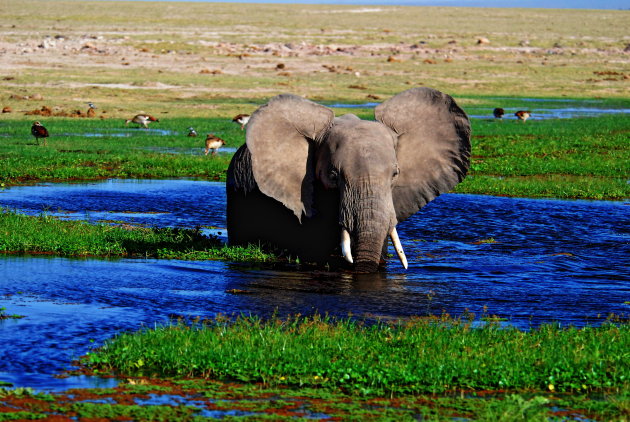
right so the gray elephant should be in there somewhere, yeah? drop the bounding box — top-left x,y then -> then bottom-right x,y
226,87 -> 471,273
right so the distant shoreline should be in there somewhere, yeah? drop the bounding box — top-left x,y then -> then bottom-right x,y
98,0 -> 628,11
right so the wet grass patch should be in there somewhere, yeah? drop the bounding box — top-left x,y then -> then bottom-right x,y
0,379 -> 627,421
0,117 -> 243,186
458,113 -> 629,200
84,314 -> 629,396
1,109 -> 628,200
10,313 -> 614,420
2,314 -> 627,420
0,207 -> 272,262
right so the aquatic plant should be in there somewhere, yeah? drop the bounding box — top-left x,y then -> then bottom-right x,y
0,306 -> 24,320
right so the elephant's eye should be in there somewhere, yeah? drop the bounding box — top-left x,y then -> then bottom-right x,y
329,169 -> 339,182
393,166 -> 400,178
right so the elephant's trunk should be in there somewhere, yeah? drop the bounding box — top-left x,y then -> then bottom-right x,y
353,226 -> 388,273
339,179 -> 403,272
340,227 -> 408,271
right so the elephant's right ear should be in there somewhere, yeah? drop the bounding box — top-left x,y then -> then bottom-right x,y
246,94 -> 334,221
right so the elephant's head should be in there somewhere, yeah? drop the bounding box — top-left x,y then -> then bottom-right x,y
245,87 -> 470,272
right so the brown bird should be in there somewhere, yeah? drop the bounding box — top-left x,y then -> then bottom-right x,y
31,121 -> 49,146
86,102 -> 97,118
204,134 -> 226,156
493,107 -> 505,119
231,113 -> 250,130
125,114 -> 159,128
515,110 -> 531,122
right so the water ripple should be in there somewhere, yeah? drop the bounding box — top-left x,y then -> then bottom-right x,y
0,180 -> 628,390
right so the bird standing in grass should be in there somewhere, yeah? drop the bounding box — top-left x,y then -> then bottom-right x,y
515,110 -> 531,122
87,102 -> 97,118
187,127 -> 198,137
31,121 -> 49,146
125,114 -> 159,128
232,114 -> 250,130
493,107 -> 505,119
204,134 -> 226,156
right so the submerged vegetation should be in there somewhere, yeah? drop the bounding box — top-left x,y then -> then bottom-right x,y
0,306 -> 24,320
1,376 -> 626,420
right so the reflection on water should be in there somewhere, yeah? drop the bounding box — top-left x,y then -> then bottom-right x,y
0,179 -> 628,390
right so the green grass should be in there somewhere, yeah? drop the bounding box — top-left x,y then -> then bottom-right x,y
84,313 -> 629,396
1,110 -> 628,200
0,117 -> 243,185
457,113 -> 630,200
0,207 -> 272,262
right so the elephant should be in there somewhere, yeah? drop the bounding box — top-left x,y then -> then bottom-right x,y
226,87 -> 471,273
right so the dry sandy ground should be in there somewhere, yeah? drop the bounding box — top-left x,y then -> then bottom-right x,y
1,1 -> 629,117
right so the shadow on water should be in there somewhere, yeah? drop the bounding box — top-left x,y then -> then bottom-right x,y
0,179 -> 628,390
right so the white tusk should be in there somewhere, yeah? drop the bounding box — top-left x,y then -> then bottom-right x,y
389,227 -> 408,269
341,228 -> 353,264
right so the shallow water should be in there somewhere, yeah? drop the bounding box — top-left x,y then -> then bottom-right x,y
62,128 -> 178,137
0,179 -> 628,391
143,146 -> 239,155
329,99 -> 630,120
468,107 -> 630,120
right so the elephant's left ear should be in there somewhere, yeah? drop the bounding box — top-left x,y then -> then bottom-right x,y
375,87 -> 471,222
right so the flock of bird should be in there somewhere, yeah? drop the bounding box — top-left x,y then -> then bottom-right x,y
493,107 -> 531,122
29,107 -> 252,156
30,106 -> 530,149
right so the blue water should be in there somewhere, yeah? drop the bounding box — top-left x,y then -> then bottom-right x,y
328,101 -> 630,120
0,179 -> 628,391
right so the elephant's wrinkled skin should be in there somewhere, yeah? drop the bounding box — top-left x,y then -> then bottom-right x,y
226,87 -> 471,273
